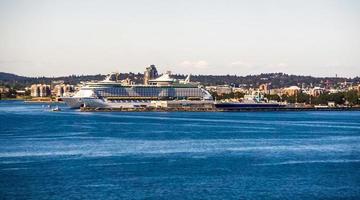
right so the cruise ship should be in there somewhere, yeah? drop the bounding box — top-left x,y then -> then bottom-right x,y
62,69 -> 212,109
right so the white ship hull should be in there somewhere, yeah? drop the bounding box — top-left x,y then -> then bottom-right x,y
61,97 -> 84,109
82,98 -> 151,108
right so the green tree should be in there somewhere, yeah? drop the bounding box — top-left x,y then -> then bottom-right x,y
265,94 -> 281,102
25,90 -> 31,96
345,90 -> 359,105
4,88 -> 17,98
211,91 -> 245,100
312,94 -> 329,105
281,94 -> 296,103
327,92 -> 345,105
297,93 -> 310,104
233,92 -> 245,99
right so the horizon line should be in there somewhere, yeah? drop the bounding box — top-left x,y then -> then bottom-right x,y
1,71 -> 358,79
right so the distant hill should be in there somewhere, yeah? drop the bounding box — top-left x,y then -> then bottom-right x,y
0,72 -> 140,89
0,72 -> 29,81
181,73 -> 359,88
0,71 -> 359,89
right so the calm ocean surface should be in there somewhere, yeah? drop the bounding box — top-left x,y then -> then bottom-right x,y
0,100 -> 359,199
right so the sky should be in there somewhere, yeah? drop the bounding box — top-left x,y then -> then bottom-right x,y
0,0 -> 359,77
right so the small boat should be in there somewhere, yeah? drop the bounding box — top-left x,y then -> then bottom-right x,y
51,106 -> 61,112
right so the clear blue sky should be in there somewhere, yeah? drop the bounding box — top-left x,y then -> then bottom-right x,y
0,0 -> 359,77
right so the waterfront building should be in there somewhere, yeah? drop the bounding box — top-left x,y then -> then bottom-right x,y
232,87 -> 247,93
357,84 -> 360,92
15,90 -> 26,96
0,86 -> 9,94
215,86 -> 232,95
309,87 -> 324,96
269,88 -> 282,95
53,84 -> 75,97
40,85 -> 51,97
51,80 -> 65,88
283,86 -> 301,96
204,86 -> 217,93
30,84 -> 51,97
259,83 -> 270,94
30,85 -> 40,97
329,88 -> 344,94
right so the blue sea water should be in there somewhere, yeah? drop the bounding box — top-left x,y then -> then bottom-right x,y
0,100 -> 360,200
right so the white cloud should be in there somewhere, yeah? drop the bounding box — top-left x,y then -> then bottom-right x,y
228,60 -> 291,75
265,63 -> 289,70
230,61 -> 254,69
230,61 -> 289,69
178,60 -> 209,69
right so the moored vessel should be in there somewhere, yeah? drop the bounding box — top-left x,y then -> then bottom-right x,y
62,69 -> 212,109
215,91 -> 285,110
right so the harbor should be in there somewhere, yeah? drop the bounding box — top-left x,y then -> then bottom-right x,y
3,65 -> 359,112
2,64 -> 359,111
1,1 -> 360,199
50,65 -> 358,112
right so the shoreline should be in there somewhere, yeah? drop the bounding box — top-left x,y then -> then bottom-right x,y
80,107 -> 360,112
1,100 -> 359,112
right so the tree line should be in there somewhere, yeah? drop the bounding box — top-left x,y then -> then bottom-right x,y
1,72 -> 360,89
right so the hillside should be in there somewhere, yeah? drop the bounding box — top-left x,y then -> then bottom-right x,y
0,72 -> 359,89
